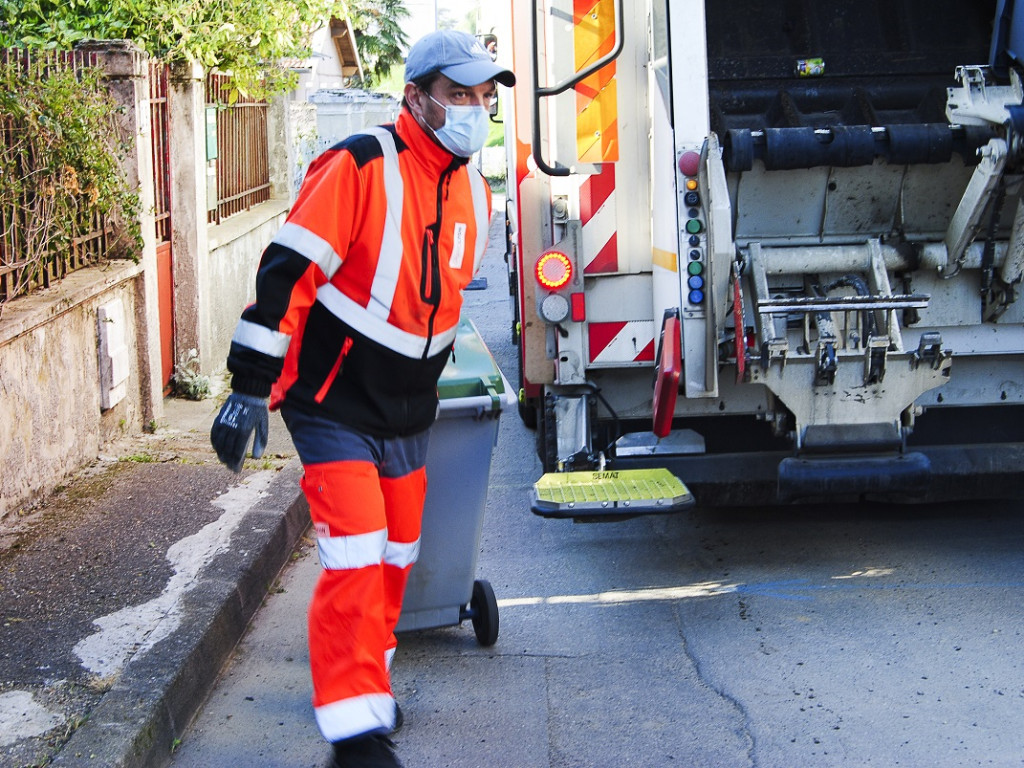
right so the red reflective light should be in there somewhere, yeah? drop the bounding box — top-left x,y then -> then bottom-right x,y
653,313 -> 682,438
570,292 -> 586,322
535,251 -> 573,289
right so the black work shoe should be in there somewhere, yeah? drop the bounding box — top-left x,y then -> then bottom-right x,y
329,734 -> 403,768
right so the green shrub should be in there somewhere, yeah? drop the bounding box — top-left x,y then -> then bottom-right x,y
0,53 -> 140,303
171,348 -> 211,400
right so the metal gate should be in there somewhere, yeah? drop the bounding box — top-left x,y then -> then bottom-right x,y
150,61 -> 174,391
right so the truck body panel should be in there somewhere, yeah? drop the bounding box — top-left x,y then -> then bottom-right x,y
505,0 -> 1024,510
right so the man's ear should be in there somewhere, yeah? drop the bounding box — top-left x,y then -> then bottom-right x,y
404,82 -> 423,112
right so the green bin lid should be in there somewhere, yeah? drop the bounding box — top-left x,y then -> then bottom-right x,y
437,318 -> 506,401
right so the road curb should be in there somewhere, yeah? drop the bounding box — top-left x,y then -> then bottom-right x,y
50,459 -> 309,768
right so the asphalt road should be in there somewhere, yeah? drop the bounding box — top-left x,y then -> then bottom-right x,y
169,199 -> 1024,768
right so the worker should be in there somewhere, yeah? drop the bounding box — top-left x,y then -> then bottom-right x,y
210,29 -> 515,768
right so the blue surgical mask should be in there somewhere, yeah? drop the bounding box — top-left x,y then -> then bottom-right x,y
426,93 -> 490,157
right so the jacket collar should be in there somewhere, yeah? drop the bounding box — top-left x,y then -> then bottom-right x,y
396,107 -> 469,176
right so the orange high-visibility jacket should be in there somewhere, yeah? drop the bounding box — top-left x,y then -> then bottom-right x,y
227,108 -> 492,437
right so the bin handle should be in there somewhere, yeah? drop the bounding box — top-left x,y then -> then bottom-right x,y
483,379 -> 501,413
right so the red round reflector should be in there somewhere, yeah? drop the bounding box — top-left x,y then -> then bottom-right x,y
536,251 -> 573,289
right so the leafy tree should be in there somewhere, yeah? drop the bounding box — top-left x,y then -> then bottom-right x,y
345,0 -> 409,87
0,0 -> 358,95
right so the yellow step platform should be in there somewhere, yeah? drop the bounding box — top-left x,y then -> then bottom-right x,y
532,468 -> 694,519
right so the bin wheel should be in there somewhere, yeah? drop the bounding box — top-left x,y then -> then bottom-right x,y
470,579 -> 499,646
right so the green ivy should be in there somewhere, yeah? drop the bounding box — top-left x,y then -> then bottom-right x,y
0,53 -> 140,303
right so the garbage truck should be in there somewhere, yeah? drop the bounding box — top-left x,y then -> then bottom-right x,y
499,0 -> 1024,517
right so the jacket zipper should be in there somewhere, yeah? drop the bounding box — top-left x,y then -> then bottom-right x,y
419,157 -> 462,360
313,337 -> 353,403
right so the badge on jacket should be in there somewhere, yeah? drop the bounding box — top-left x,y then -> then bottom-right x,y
450,222 -> 467,269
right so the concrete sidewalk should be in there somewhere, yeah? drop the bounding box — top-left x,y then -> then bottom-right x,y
1,393 -> 309,768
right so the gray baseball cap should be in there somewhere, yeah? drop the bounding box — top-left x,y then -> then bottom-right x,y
404,29 -> 516,87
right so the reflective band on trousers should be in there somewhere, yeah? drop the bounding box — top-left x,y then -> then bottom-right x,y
317,529 -> 388,571
317,530 -> 421,571
315,692 -> 394,742
384,537 -> 420,569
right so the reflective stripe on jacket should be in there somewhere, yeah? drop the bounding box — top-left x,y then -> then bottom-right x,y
226,108 -> 492,437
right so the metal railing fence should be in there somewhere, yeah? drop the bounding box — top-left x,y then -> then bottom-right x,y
150,61 -> 172,244
205,73 -> 271,225
0,48 -> 108,304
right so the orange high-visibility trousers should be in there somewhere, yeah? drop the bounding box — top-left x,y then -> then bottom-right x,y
283,407 -> 428,743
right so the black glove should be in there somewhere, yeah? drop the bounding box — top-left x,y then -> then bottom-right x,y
210,393 -> 269,472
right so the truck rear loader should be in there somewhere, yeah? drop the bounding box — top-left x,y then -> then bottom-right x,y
501,0 -> 1024,518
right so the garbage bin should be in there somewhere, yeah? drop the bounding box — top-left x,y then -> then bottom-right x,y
395,318 -> 514,646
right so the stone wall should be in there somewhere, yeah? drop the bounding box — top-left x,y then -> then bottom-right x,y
202,201 -> 290,376
0,263 -> 145,517
0,42 -> 156,520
